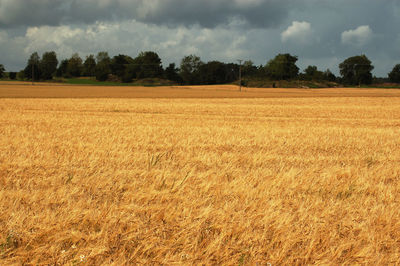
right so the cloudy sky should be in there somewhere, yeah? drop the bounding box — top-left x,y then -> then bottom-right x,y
0,0 -> 399,76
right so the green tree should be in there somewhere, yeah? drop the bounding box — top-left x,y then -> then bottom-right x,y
83,55 -> 96,77
339,55 -> 374,85
95,52 -> 111,81
67,53 -> 83,77
17,71 -> 25,80
225,63 -> 240,83
0,64 -> 5,79
198,61 -> 229,85
40,51 -> 58,80
265,54 -> 299,80
122,64 -> 138,83
388,64 -> 400,83
24,52 -> 41,80
96,52 -> 110,63
164,63 -> 182,83
242,60 -> 258,77
9,72 -> 17,80
303,65 -> 324,81
56,59 -> 69,77
134,51 -> 163,79
180,55 -> 204,84
323,69 -> 336,82
95,63 -> 111,81
110,54 -> 134,80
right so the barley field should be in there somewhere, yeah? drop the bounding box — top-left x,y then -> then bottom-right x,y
1,85 -> 400,264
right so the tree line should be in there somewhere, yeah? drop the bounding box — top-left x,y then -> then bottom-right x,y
2,51 -> 400,85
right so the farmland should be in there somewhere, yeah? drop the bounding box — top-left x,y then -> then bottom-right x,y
2,82 -> 400,98
1,84 -> 400,264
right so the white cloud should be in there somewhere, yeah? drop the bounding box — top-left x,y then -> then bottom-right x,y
25,26 -> 84,47
341,25 -> 373,46
24,26 -> 86,57
281,21 -> 313,44
18,20 -> 252,67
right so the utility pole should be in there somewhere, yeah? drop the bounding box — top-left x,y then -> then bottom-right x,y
238,59 -> 243,92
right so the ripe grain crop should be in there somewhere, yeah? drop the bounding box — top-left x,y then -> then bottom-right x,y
1,90 -> 400,264
1,82 -> 400,98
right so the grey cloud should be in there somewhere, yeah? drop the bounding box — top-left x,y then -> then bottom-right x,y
131,0 -> 291,28
0,0 -> 292,29
0,0 -> 66,27
1,0 -> 400,76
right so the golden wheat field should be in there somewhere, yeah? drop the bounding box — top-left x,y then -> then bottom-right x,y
1,84 -> 400,264
2,82 -> 400,98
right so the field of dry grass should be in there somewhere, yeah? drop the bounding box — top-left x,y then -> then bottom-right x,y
1,84 -> 400,264
1,81 -> 400,98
